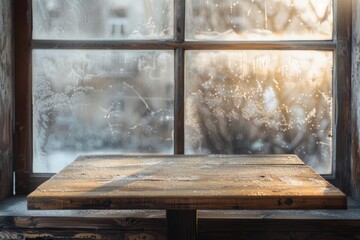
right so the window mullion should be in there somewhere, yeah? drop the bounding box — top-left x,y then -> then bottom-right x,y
174,47 -> 185,154
175,0 -> 185,42
174,0 -> 185,154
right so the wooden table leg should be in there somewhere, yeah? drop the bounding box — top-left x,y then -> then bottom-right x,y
166,210 -> 197,240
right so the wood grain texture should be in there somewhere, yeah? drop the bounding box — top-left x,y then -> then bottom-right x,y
3,219 -> 360,240
0,229 -> 166,240
27,155 -> 346,210
14,0 -> 32,194
334,0 -> 352,194
0,0 -> 14,201
3,197 -> 360,240
351,0 -> 360,202
3,218 -> 360,240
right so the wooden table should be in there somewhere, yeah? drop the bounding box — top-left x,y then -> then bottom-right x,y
27,155 -> 347,240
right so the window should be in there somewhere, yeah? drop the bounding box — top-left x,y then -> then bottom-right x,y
185,50 -> 333,174
14,0 -> 351,193
32,49 -> 174,173
31,0 -> 175,173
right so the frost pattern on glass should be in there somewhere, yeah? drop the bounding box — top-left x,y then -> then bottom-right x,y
33,0 -> 173,40
185,50 -> 333,174
33,50 -> 174,173
186,0 -> 333,40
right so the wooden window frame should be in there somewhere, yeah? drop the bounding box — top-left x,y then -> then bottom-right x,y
14,0 -> 352,194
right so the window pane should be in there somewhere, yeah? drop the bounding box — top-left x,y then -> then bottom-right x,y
32,0 -> 174,40
33,50 -> 174,173
185,50 -> 333,174
186,0 -> 333,41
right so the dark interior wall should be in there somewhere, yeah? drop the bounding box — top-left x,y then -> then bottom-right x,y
0,0 -> 14,200
352,0 -> 360,201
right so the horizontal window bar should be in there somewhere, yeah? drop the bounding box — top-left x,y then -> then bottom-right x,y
182,41 -> 336,50
31,40 -> 337,50
31,40 -> 178,50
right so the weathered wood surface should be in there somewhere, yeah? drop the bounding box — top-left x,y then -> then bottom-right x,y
2,219 -> 360,240
2,196 -> 360,240
0,0 -> 14,201
335,0 -> 352,194
3,219 -> 360,240
352,0 -> 360,202
28,155 -> 346,210
3,197 -> 360,240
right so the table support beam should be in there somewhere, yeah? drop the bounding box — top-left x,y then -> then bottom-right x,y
166,210 -> 197,240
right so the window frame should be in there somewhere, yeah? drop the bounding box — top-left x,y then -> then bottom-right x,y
14,0 -> 352,194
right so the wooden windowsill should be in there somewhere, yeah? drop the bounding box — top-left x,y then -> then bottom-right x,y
2,195 -> 360,239
1,195 -> 360,220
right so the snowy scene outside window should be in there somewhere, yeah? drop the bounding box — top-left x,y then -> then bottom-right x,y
186,0 -> 332,40
185,51 -> 333,174
33,50 -> 174,173
33,0 -> 174,40
32,0 -> 334,174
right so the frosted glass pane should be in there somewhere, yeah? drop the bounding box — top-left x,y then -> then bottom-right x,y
185,50 -> 333,174
32,0 -> 174,40
33,50 -> 174,173
186,0 -> 333,40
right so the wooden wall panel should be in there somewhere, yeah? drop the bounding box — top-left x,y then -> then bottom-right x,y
352,0 -> 360,201
0,0 -> 14,201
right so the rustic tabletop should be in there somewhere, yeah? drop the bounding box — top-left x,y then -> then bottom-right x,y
27,154 -> 347,240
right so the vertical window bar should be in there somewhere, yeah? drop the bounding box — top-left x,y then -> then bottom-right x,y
174,0 -> 185,154
175,0 -> 185,42
174,47 -> 185,154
